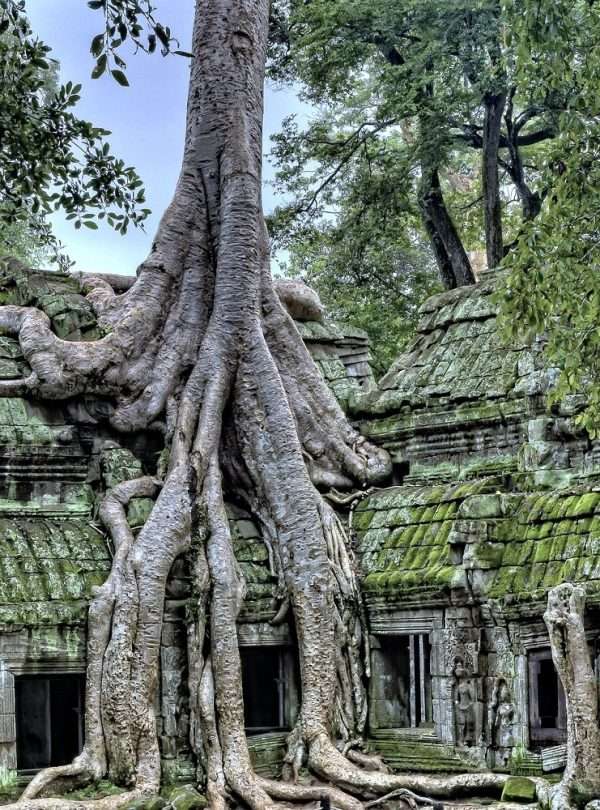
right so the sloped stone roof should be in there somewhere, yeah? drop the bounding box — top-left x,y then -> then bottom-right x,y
485,488 -> 600,605
355,481 -> 600,609
0,517 -> 110,625
354,480 -> 497,602
352,271 -> 549,420
349,272 -> 558,484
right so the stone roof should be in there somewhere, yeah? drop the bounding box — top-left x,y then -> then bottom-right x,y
0,517 -> 110,625
354,481 -> 600,610
354,480 -> 497,603
296,320 -> 374,403
484,487 -> 600,607
352,271 -> 547,419
349,270 -> 599,489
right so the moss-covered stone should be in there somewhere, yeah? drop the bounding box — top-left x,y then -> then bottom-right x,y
167,785 -> 207,810
501,776 -> 537,803
124,797 -> 168,810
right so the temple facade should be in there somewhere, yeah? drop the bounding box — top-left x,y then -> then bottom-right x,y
0,261 -> 598,786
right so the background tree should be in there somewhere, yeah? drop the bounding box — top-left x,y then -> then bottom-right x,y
278,208 -> 439,373
0,0 -> 151,268
268,0 -> 562,298
500,0 -> 600,434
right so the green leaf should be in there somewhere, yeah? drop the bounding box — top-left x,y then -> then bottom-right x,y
90,34 -> 104,57
111,69 -> 129,87
92,55 -> 107,79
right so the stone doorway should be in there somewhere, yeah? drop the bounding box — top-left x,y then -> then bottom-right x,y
241,646 -> 298,735
15,674 -> 84,771
528,649 -> 566,747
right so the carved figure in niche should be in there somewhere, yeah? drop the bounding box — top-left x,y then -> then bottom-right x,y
453,656 -> 476,746
489,678 -> 514,749
370,646 -> 410,728
381,660 -> 409,727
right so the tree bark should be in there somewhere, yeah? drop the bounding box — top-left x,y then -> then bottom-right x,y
504,93 -> 542,225
418,164 -> 475,288
482,92 -> 507,270
0,2 -> 528,808
543,584 -> 600,810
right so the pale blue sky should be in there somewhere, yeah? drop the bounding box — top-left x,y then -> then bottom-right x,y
27,1 -> 306,275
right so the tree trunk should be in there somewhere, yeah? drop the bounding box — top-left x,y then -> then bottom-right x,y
0,1 -> 520,807
419,164 -> 475,289
543,584 -> 600,810
482,92 -> 507,270
504,94 -> 542,225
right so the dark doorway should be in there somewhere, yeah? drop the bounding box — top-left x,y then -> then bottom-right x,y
528,650 -> 566,746
370,634 -> 433,730
392,461 -> 410,486
16,674 -> 84,771
241,646 -> 299,735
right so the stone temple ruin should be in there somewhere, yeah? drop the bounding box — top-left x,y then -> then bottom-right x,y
0,260 -> 598,788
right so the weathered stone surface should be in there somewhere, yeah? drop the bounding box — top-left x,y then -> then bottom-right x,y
166,785 -> 207,810
501,776 -> 537,803
124,798 -> 168,810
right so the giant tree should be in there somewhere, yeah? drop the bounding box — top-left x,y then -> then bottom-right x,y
0,1 -> 558,808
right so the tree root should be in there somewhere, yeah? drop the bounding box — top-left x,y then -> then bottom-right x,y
542,584 -> 600,809
364,788 -> 436,809
307,733 -> 509,798
3,790 -> 146,810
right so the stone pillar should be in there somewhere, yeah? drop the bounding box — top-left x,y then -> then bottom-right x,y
438,610 -> 485,765
0,661 -> 16,771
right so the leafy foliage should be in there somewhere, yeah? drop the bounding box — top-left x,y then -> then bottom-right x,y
269,0 -> 598,379
265,1 -> 517,362
0,0 -> 153,266
500,0 -> 600,433
281,222 -> 439,375
270,123 -> 441,369
85,0 -> 188,85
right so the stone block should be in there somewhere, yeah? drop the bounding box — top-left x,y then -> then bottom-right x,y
168,785 -> 207,810
125,798 -> 168,810
501,776 -> 537,803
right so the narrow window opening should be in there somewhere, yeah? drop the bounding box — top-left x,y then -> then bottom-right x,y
241,646 -> 298,735
370,634 -> 432,730
16,674 -> 84,771
450,543 -> 466,565
538,658 -> 559,728
528,649 -> 566,747
392,461 -> 410,486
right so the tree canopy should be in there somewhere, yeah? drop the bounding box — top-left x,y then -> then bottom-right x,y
269,0 -> 600,414
0,0 -> 154,266
499,0 -> 600,433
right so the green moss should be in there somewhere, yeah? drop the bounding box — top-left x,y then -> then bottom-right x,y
127,497 -> 155,528
501,776 -> 537,803
124,798 -> 167,810
166,785 -> 207,810
65,781 -> 125,801
368,735 -> 484,773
